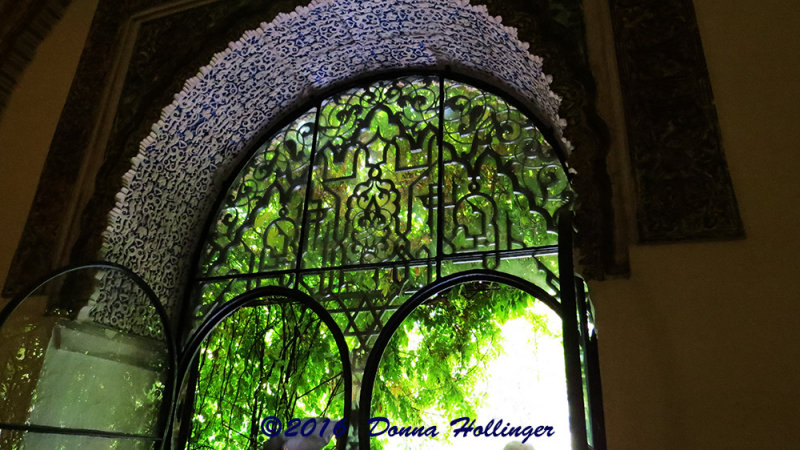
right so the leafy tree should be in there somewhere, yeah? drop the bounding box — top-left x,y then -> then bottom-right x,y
371,283 -> 559,449
187,282 -> 560,450
186,77 -> 570,449
190,302 -> 344,449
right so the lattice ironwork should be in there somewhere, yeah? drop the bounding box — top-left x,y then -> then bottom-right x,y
297,264 -> 434,371
199,110 -> 317,277
191,76 -> 574,380
190,76 -> 574,379
442,80 -> 572,253
306,76 -> 440,268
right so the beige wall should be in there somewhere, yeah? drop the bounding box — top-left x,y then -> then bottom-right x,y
0,0 -> 99,299
1,0 -> 798,448
590,0 -> 800,448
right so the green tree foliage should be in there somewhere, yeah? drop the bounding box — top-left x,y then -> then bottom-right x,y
187,77 -> 571,449
190,302 -> 344,449
371,283 -> 558,449
187,282 -> 560,450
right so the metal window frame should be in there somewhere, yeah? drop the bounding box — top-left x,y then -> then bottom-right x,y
0,262 -> 178,448
0,71 -> 607,450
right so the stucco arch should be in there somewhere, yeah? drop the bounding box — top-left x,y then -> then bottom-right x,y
98,0 -> 569,318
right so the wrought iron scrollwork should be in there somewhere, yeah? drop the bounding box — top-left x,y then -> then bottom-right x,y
442,80 -> 571,254
182,81 -> 577,431
196,75 -> 571,296
199,110 -> 317,277
307,76 -> 440,268
187,74 -> 578,448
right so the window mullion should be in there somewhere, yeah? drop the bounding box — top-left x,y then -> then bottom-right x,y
293,103 -> 323,290
436,75 -> 446,279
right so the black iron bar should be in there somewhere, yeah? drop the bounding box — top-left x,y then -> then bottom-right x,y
576,276 -> 594,447
0,422 -> 160,441
194,245 -> 559,283
436,75 -> 446,279
582,282 -> 607,450
293,102 -> 323,289
557,211 -> 589,450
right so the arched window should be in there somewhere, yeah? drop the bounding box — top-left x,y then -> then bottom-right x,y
0,4 -> 607,449
173,73 -> 604,449
0,76 -> 603,449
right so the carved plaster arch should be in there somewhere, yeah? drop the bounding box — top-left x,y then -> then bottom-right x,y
98,0 -> 571,318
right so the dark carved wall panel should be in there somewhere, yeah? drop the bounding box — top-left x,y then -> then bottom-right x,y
609,0 -> 744,242
4,0 -> 305,296
0,0 -> 72,116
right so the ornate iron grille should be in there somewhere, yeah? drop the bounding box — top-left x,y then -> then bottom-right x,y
193,75 -> 573,356
179,74 -> 596,450
0,73 -> 605,450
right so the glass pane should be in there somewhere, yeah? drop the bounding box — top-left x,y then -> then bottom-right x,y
198,109 -> 317,277
0,267 -> 170,437
370,282 -> 570,450
303,76 -> 440,268
441,253 -> 561,299
442,80 -> 572,254
187,301 -> 346,449
0,428 -> 154,449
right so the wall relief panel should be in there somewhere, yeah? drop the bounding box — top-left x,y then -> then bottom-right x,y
609,0 -> 744,242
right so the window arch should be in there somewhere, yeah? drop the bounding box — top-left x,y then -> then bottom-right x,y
178,286 -> 352,449
0,1 -> 609,447
177,73 -> 603,449
192,73 -> 571,311
365,274 -> 568,450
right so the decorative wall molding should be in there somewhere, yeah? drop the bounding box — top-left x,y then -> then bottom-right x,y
4,0 -> 625,298
5,0 -> 289,296
95,0 -> 570,311
609,0 -> 744,242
